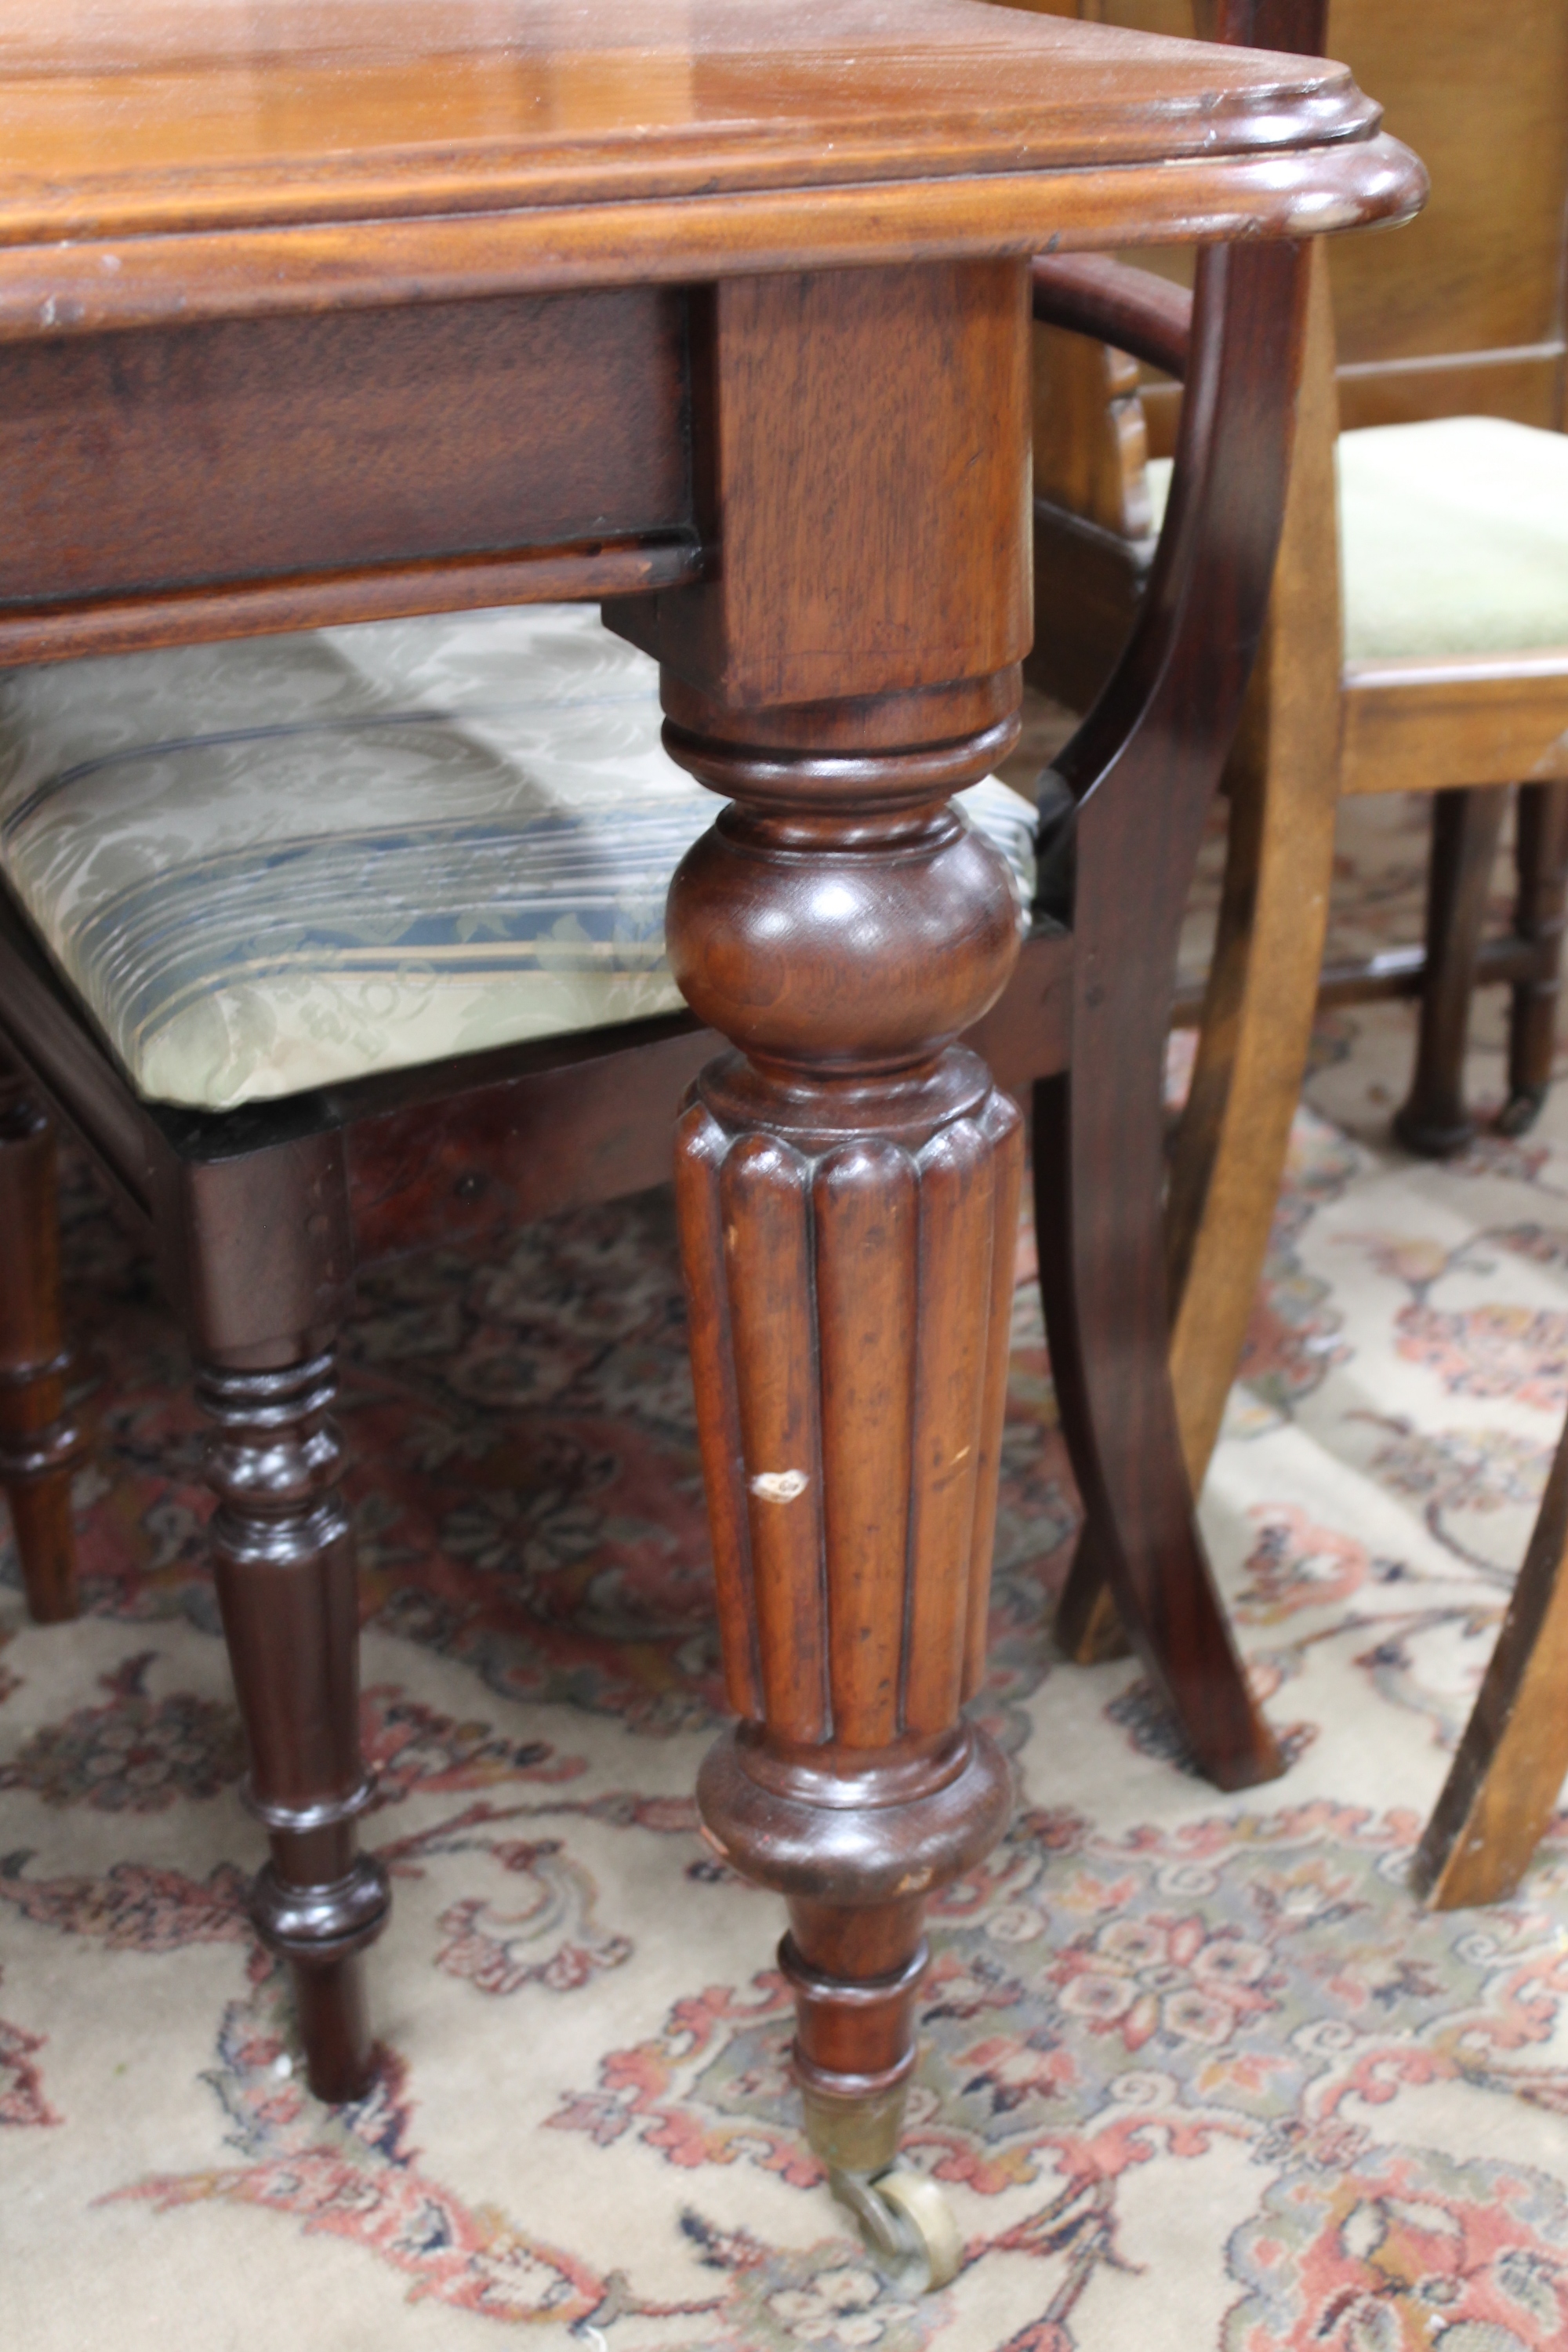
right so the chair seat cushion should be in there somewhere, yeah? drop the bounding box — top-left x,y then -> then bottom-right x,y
0,605 -> 1036,1113
1149,416 -> 1568,666
1336,416 -> 1568,663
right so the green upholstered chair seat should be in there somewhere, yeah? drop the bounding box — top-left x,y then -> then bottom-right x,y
0,604 -> 1036,1114
1149,415 -> 1568,665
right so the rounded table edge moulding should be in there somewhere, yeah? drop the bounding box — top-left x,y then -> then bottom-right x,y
0,136 -> 1426,344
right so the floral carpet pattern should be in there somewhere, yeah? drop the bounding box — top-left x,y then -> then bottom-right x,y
5,787 -> 1568,2350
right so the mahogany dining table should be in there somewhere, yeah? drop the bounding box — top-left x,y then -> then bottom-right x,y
0,0 -> 1421,2283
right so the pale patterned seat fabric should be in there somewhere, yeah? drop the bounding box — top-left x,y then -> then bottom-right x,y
0,604 -> 1037,1113
1149,414 -> 1568,663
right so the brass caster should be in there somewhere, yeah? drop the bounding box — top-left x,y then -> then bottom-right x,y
830,2166 -> 962,2292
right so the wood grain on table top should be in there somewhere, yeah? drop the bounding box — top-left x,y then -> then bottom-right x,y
0,0 -> 1423,333
0,0 -> 1372,196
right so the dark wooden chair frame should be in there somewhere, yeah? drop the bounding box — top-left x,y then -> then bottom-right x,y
1032,0 -> 1568,1915
1033,281 -> 1568,1168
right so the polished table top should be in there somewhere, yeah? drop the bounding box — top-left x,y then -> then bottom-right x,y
0,0 -> 1414,330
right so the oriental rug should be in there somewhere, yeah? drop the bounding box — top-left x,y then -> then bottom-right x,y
4,787 -> 1568,2352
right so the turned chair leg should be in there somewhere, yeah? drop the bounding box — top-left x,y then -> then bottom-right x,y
200,1343 -> 389,2100
1395,786 -> 1507,1158
1501,779 -> 1568,1136
0,1066 -> 84,1623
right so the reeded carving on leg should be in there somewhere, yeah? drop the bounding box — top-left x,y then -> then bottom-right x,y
0,1069 -> 84,1624
663,696 -> 1023,2225
200,1347 -> 389,2102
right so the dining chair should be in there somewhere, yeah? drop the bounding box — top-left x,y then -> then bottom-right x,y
1027,0 -> 1568,1679
1033,0 -> 1568,1157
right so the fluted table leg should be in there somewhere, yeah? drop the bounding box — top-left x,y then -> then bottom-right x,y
664,692 -> 1022,2265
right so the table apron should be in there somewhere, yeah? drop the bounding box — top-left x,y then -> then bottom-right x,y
0,283 -> 695,659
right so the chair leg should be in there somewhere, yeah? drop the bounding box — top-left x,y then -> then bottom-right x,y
1394,786 -> 1507,1158
1054,1519 -> 1131,1664
0,1066 -> 83,1623
1034,1062 -> 1283,1791
1051,746 -> 1300,1679
1501,779 -> 1568,1136
200,1342 -> 389,2100
1404,785 -> 1568,1905
1413,1403 -> 1568,1908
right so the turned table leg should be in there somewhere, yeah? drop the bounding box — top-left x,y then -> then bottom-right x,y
608,255 -> 1035,2274
201,1343 -> 389,2099
666,687 -> 1022,2281
0,1065 -> 84,1623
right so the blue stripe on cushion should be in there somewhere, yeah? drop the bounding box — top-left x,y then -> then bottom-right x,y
0,604 -> 1039,1110
74,809 -> 717,1054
